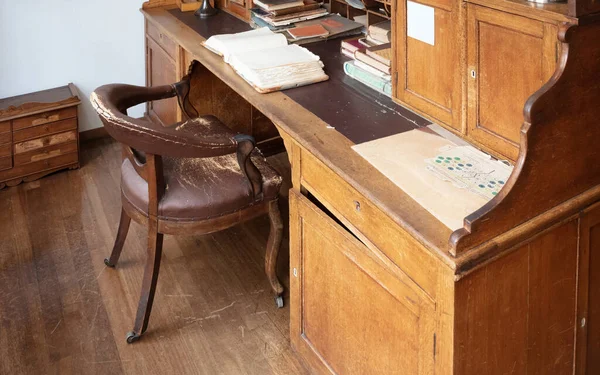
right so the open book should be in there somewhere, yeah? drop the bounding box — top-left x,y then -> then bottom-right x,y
203,28 -> 329,93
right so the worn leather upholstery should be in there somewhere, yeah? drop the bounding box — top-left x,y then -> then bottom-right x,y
90,82 -> 282,221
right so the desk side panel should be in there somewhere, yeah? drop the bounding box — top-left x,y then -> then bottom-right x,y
454,218 -> 579,374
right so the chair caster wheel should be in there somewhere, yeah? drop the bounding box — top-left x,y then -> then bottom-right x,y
104,258 -> 115,268
126,331 -> 140,344
275,295 -> 284,309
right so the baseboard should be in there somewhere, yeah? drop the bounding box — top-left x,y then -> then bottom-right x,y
80,127 -> 109,143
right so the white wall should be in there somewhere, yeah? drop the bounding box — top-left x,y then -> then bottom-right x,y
0,0 -> 146,131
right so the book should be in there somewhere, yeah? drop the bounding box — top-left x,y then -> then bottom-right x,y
366,34 -> 386,46
203,28 -> 328,93
228,44 -> 329,93
343,60 -> 392,97
368,20 -> 391,43
354,60 -> 391,79
365,43 -> 391,66
358,37 -> 377,48
288,24 -> 329,40
253,0 -> 304,11
354,48 -> 391,74
269,0 -> 321,16
341,48 -> 355,59
287,14 -> 363,44
253,7 -> 329,26
341,36 -> 363,54
203,27 -> 288,62
250,12 -> 294,31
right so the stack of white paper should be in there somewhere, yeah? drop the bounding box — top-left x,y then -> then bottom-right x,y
204,28 -> 328,93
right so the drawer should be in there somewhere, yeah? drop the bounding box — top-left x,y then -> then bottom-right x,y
300,150 -> 439,297
14,141 -> 77,166
13,106 -> 77,131
0,143 -> 11,158
289,191 -> 436,375
0,121 -> 10,133
1,152 -> 77,180
147,21 -> 177,59
13,118 -> 77,143
0,132 -> 11,145
0,155 -> 11,171
14,130 -> 77,154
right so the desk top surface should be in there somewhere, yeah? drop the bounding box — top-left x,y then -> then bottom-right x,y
144,7 -> 459,266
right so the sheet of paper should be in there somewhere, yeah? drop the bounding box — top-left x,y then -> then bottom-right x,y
352,129 -> 514,230
407,1 -> 435,46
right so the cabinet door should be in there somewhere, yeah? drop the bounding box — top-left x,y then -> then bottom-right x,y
289,191 -> 436,375
146,36 -> 178,126
466,5 -> 558,161
395,0 -> 463,131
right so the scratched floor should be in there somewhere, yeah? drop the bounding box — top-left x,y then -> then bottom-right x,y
0,138 -> 307,375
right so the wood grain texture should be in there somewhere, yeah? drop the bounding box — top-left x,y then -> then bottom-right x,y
0,138 -> 307,375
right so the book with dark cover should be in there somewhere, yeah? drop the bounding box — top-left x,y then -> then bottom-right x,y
341,36 -> 363,54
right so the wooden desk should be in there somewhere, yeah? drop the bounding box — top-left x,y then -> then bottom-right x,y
141,2 -> 600,374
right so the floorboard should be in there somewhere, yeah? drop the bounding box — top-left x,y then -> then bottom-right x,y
0,138 -> 306,375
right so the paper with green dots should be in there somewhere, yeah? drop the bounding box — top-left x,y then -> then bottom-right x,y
425,146 -> 512,200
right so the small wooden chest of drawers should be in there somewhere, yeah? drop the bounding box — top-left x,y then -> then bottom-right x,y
0,84 -> 81,189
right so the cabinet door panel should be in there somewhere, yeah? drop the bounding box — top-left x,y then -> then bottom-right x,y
395,0 -> 462,131
290,191 -> 436,375
467,5 -> 558,161
146,36 -> 177,126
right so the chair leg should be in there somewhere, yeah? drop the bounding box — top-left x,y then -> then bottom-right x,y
126,222 -> 164,343
266,200 -> 285,308
104,208 -> 131,268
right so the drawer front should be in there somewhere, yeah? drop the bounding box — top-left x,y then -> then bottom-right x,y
0,143 -> 11,158
0,155 -> 11,171
300,150 -> 439,297
0,121 -> 10,133
13,118 -> 77,143
289,191 -> 436,375
14,141 -> 77,166
12,106 -> 77,131
14,130 -> 77,154
0,132 -> 11,145
147,21 -> 177,59
1,152 -> 77,181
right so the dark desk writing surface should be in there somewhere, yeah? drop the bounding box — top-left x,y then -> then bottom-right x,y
168,9 -> 431,144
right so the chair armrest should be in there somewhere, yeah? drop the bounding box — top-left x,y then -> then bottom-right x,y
90,83 -> 238,158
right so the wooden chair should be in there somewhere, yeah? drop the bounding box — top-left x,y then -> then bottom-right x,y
90,68 -> 284,344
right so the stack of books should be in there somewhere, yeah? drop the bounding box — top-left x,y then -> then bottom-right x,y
341,36 -> 392,97
203,28 -> 329,93
365,20 -> 391,45
251,0 -> 329,31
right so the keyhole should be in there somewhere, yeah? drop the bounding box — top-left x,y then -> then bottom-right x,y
471,70 -> 476,79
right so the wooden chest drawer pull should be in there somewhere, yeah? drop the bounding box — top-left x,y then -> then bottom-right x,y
354,200 -> 361,212
32,113 -> 60,126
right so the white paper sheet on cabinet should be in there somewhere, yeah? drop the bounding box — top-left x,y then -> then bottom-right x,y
407,1 -> 435,46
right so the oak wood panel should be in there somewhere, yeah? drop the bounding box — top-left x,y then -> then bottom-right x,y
576,202 -> 600,374
146,36 -> 178,126
147,21 -> 178,59
13,141 -> 78,166
0,132 -> 11,145
395,0 -> 464,131
0,155 -> 12,171
455,218 -> 579,375
289,191 -> 436,375
14,131 -> 77,154
301,149 -> 441,298
12,106 -> 77,131
466,5 -> 558,161
468,0 -> 573,23
0,120 -> 10,133
13,117 -> 78,143
0,143 -> 11,158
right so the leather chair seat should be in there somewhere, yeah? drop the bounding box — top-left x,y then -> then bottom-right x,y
121,151 -> 282,221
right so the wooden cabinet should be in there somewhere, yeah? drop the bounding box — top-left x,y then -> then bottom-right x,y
0,85 -> 80,189
466,4 -> 558,161
146,21 -> 178,126
290,191 -> 437,375
394,0 -> 463,131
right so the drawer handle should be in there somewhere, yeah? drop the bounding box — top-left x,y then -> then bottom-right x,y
353,200 -> 361,212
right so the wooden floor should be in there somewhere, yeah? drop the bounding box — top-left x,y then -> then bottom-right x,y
0,138 -> 308,375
